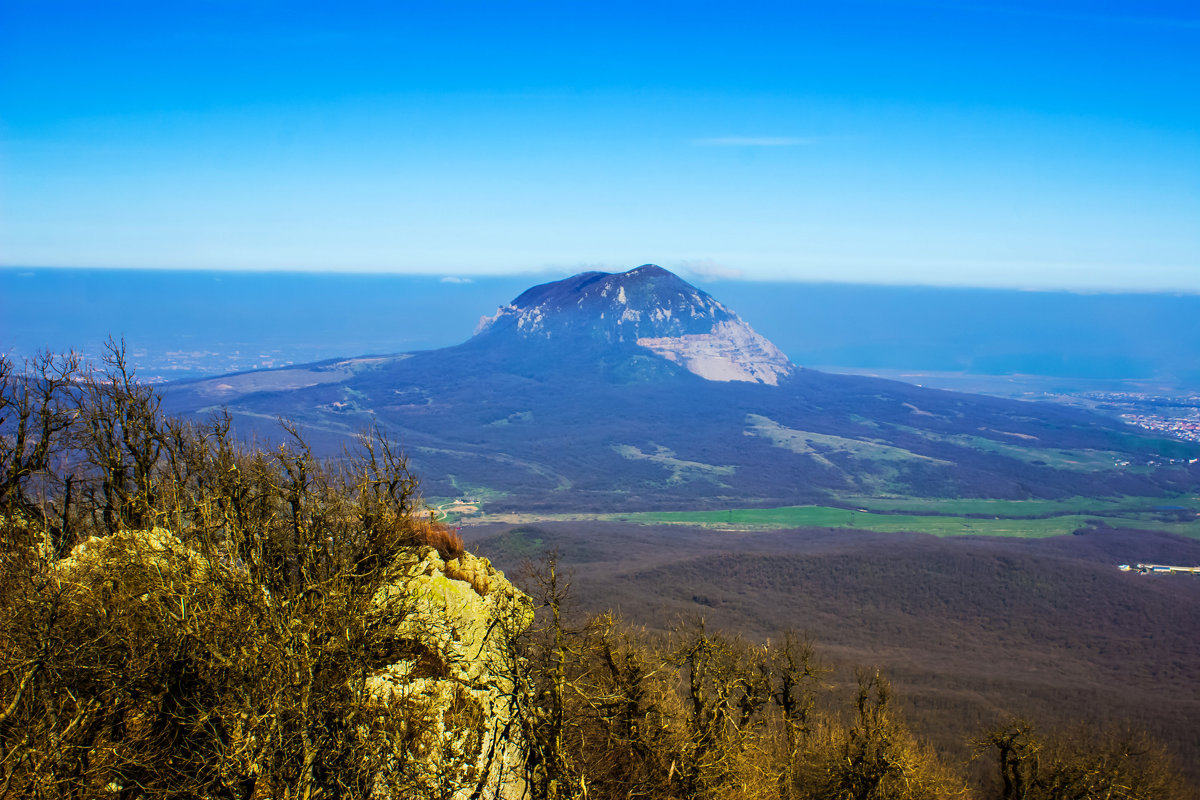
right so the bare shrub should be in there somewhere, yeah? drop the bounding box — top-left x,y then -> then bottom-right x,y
976,718 -> 1191,800
409,516 -> 466,561
0,348 -> 505,799
508,555 -> 972,800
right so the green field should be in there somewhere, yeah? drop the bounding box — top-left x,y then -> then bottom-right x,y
832,494 -> 1200,516
441,491 -> 1200,539
892,424 -> 1144,473
602,495 -> 1200,539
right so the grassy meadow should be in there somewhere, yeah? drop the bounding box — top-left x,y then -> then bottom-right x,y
443,494 -> 1200,540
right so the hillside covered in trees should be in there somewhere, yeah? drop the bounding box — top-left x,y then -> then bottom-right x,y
1,346 -> 1192,799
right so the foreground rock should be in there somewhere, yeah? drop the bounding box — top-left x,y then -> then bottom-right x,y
53,529 -> 532,799
369,546 -> 533,799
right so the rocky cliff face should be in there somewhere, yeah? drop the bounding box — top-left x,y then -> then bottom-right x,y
474,264 -> 795,385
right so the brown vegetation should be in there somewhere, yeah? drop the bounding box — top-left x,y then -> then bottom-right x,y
409,516 -> 466,561
976,719 -> 1189,800
0,343 -> 484,798
1,344 -> 1192,799
469,519 -> 1200,788
505,552 -> 1189,799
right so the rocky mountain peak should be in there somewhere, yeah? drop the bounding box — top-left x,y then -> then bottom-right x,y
474,265 -> 795,385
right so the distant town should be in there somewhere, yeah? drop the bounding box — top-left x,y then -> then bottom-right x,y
1118,413 -> 1200,443
1080,391 -> 1200,443
84,347 -> 301,384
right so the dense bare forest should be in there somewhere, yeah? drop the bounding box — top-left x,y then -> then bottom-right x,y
1,346 -> 1191,799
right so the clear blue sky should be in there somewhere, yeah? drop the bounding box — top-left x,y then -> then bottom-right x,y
2,1 -> 1197,290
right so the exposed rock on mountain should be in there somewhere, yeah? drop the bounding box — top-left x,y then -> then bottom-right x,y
637,319 -> 792,385
474,264 -> 795,385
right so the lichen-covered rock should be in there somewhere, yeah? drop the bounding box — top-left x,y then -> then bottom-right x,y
52,531 -> 532,800
370,547 -> 533,800
57,527 -> 197,572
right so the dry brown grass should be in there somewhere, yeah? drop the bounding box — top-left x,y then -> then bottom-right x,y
410,518 -> 465,561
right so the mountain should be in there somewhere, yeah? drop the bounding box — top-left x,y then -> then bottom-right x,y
473,264 -> 794,385
162,266 -> 1200,511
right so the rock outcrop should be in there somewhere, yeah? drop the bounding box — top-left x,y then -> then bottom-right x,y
370,547 -> 533,799
53,529 -> 532,800
637,319 -> 793,386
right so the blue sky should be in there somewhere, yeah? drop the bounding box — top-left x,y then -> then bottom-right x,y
2,1 -> 1197,290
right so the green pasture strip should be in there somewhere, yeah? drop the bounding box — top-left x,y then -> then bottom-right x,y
618,507 -> 1074,537
612,444 -> 735,478
614,505 -> 1200,539
453,492 -> 1200,538
950,437 -> 1124,472
830,494 -> 1200,517
892,424 -> 1140,473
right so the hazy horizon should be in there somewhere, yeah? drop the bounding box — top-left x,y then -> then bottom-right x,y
9,262 -> 1200,296
5,266 -> 1199,390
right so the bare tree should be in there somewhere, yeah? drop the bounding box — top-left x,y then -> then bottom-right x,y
976,719 -> 1190,800
0,349 -> 500,799
0,350 -> 82,557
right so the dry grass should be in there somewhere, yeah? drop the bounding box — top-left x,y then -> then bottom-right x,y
410,518 -> 465,561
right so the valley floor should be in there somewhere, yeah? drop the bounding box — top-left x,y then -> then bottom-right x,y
441,494 -> 1200,540
461,519 -> 1200,787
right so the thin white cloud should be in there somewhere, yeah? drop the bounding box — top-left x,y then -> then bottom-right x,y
440,276 -> 474,284
692,136 -> 818,147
